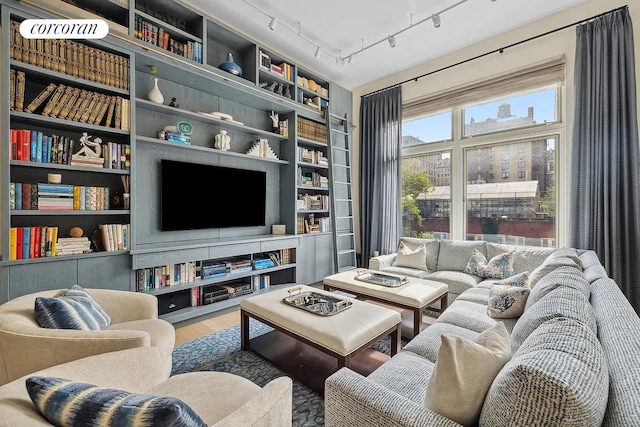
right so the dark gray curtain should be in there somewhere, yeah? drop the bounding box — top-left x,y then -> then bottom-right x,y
359,86 -> 402,266
571,6 -> 640,313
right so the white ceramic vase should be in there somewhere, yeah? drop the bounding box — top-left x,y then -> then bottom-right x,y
214,130 -> 231,151
148,77 -> 164,104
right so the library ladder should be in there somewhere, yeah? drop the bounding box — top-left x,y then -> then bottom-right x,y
326,111 -> 357,273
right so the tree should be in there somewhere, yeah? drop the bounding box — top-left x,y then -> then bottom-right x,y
537,177 -> 556,217
402,159 -> 435,237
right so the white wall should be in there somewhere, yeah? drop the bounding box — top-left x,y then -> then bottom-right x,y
350,0 -> 640,254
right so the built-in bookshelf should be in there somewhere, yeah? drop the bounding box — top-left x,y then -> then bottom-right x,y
0,0 -> 351,321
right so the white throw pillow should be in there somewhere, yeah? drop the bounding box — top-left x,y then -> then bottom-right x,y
392,241 -> 428,270
494,271 -> 530,288
424,322 -> 512,427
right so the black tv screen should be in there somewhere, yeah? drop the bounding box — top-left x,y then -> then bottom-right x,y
160,159 -> 266,231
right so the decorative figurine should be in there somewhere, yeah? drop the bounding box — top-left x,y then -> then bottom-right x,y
169,97 -> 179,108
267,81 -> 278,92
275,83 -> 284,96
270,111 -> 279,132
284,85 -> 291,99
76,133 -> 102,158
214,130 -> 231,151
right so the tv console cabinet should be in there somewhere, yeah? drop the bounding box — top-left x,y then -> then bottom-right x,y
0,0 -> 352,323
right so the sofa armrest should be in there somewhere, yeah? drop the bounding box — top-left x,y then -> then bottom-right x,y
325,368 -> 462,427
369,253 -> 397,270
212,376 -> 293,427
89,289 -> 159,323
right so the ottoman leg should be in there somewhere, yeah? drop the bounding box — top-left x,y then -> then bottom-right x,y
241,310 -> 250,350
390,324 -> 401,356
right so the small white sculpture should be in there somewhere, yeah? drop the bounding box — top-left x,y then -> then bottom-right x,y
270,111 -> 279,131
214,130 -> 231,151
76,132 -> 102,158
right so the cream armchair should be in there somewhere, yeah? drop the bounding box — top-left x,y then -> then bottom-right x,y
0,347 -> 293,427
0,288 -> 175,385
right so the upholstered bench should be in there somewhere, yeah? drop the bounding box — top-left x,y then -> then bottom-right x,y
240,285 -> 401,370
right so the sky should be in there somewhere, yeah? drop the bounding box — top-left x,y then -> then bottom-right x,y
402,88 -> 557,143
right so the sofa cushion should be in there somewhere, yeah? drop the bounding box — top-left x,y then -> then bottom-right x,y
510,286 -> 597,353
455,287 -> 492,305
546,247 -> 583,267
392,241 -> 428,270
34,285 -> 111,330
424,322 -> 511,427
480,317 -> 609,427
526,266 -> 591,311
529,257 -> 582,288
464,249 -> 515,279
107,319 -> 176,362
367,351 -> 435,404
487,243 -> 556,275
487,285 -> 530,319
437,240 -> 487,272
26,376 -> 207,427
425,271 -> 482,296
436,300 -> 499,333
403,322 -> 480,362
579,251 -> 608,283
398,237 -> 440,271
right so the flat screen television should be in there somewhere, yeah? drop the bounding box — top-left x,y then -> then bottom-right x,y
160,159 -> 266,231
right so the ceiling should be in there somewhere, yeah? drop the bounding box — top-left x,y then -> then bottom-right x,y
186,0 -> 587,90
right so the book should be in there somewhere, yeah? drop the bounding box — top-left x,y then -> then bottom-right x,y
29,226 -> 36,259
72,90 -> 93,121
24,83 -> 57,114
41,84 -> 66,116
104,95 -> 117,127
9,227 -> 17,261
79,92 -> 100,123
114,96 -> 122,129
16,227 -> 23,260
22,183 -> 31,210
51,227 -> 58,256
9,69 -> 15,110
49,85 -> 74,118
22,226 -> 30,259
15,71 -> 26,111
58,87 -> 81,120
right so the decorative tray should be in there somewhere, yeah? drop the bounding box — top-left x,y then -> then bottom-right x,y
354,269 -> 409,287
282,286 -> 352,316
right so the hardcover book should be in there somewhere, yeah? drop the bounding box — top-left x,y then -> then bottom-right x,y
24,83 -> 57,114
15,71 -> 26,111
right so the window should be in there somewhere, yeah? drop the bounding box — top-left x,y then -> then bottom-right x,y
402,111 -> 452,146
402,59 -> 563,247
400,151 -> 451,239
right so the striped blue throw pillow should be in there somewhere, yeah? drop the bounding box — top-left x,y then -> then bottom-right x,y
26,376 -> 208,427
34,285 -> 111,330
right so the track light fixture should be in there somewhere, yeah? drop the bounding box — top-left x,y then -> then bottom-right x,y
314,46 -> 322,59
432,14 -> 441,28
348,54 -> 354,64
268,16 -> 278,31
388,35 -> 396,48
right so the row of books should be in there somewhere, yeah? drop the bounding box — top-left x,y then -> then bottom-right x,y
9,183 -> 112,211
296,215 -> 331,234
6,226 -> 94,260
297,117 -> 327,143
134,15 -> 203,63
98,223 -> 131,252
297,193 -> 330,211
134,261 -> 198,292
298,146 -> 328,165
12,72 -> 130,130
298,168 -> 329,188
10,128 -> 72,164
9,20 -> 130,90
259,50 -> 294,82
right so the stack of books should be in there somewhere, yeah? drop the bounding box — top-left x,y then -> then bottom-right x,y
70,154 -> 104,168
226,259 -> 252,274
37,183 -> 74,210
252,257 -> 275,270
56,236 -> 91,256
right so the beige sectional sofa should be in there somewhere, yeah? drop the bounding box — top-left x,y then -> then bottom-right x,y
0,347 -> 293,427
326,239 -> 640,426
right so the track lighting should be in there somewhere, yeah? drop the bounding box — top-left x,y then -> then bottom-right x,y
388,35 -> 396,48
348,54 -> 354,64
432,14 -> 441,28
314,46 -> 321,59
268,16 -> 277,31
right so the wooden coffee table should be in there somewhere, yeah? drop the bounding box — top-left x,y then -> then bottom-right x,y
240,285 -> 401,394
323,269 -> 448,338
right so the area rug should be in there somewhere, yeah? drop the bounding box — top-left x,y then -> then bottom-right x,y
171,319 -> 401,426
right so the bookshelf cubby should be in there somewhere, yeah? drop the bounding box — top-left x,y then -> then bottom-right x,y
0,0 -> 351,322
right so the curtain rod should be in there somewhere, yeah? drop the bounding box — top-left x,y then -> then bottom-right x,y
363,5 -> 627,97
